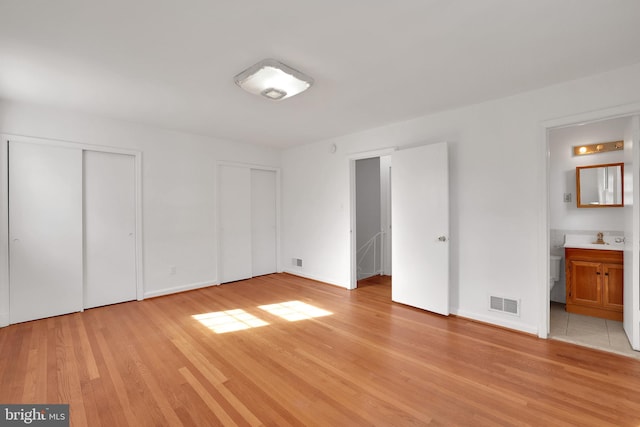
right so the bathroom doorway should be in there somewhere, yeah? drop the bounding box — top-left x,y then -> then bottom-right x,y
546,114 -> 640,357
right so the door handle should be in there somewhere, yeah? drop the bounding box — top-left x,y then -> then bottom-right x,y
438,236 -> 447,242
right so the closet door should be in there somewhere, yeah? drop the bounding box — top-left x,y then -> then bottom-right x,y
9,141 -> 83,323
219,165 -> 252,283
84,151 -> 137,309
251,169 -> 277,276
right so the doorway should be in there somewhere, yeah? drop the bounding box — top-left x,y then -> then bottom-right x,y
545,114 -> 640,355
349,143 -> 451,316
353,156 -> 391,286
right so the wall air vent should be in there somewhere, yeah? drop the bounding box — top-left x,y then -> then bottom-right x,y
489,295 -> 520,316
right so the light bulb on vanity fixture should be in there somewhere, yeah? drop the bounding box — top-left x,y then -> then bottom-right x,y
573,140 -> 623,156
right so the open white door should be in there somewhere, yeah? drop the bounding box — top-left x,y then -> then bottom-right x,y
391,142 -> 449,315
623,116 -> 640,350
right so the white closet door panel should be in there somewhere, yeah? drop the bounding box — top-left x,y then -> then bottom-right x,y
9,141 -> 83,323
84,151 -> 137,309
219,165 -> 252,283
251,169 -> 277,277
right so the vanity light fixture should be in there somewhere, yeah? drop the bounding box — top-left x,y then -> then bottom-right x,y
573,140 -> 623,156
234,59 -> 314,101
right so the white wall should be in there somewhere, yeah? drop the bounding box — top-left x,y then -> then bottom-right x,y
281,62 -> 640,335
0,100 -> 280,320
549,117 -> 627,231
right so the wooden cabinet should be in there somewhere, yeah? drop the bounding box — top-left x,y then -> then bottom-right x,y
565,248 -> 623,321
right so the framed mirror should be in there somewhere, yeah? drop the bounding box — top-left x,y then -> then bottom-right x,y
576,163 -> 624,208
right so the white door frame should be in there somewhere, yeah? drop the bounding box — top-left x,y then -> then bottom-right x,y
348,148 -> 396,290
0,134 -> 144,327
215,161 -> 282,283
539,102 -> 640,348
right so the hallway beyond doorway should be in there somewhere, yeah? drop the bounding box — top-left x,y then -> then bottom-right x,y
357,275 -> 391,288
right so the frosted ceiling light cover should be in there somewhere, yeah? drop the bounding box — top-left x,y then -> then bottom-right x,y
234,59 -> 313,101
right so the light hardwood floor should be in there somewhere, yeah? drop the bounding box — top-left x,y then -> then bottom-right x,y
1,273 -> 640,426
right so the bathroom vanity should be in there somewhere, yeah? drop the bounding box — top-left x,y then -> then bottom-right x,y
564,236 -> 623,321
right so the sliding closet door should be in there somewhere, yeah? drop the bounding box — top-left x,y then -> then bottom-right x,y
84,151 -> 137,309
251,169 -> 277,276
9,141 -> 83,323
219,165 -> 252,283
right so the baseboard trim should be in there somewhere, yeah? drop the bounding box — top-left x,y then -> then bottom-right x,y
144,280 -> 219,299
281,270 -> 348,289
0,312 -> 8,328
451,308 -> 538,336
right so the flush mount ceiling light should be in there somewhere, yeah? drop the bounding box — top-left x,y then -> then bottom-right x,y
573,140 -> 624,156
234,58 -> 314,101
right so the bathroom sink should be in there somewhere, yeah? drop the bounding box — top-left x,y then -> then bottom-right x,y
564,234 -> 625,251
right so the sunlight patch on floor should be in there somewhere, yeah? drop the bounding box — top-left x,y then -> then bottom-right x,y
258,300 -> 332,322
193,309 -> 269,333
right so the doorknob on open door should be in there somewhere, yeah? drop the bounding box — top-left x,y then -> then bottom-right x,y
438,236 -> 447,242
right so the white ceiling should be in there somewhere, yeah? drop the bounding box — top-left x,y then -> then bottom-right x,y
1,1 -> 640,148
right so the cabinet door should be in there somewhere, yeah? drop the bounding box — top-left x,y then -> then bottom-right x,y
568,260 -> 602,307
603,263 -> 624,310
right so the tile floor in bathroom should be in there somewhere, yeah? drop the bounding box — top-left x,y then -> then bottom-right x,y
550,302 -> 640,359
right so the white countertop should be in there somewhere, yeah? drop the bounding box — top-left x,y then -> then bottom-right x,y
564,234 -> 624,251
